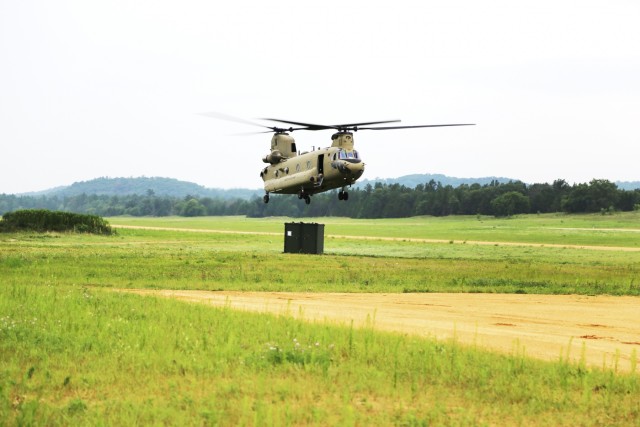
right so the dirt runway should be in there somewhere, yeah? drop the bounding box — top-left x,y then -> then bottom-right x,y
123,290 -> 640,372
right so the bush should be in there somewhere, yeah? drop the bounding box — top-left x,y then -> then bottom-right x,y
0,209 -> 113,234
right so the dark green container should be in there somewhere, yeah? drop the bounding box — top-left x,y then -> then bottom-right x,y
284,222 -> 324,254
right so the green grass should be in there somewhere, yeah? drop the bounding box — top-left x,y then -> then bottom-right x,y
1,284 -> 638,426
108,212 -> 640,247
2,214 -> 639,295
2,213 -> 640,425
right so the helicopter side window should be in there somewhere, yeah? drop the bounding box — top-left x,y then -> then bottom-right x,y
347,152 -> 354,159
353,150 -> 359,159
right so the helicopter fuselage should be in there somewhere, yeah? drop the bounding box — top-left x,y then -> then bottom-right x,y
260,131 -> 363,202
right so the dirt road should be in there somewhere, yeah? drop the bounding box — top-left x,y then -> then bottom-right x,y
124,290 -> 640,372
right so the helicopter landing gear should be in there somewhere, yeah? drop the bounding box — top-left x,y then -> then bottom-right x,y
338,187 -> 349,201
263,193 -> 270,203
298,190 -> 312,205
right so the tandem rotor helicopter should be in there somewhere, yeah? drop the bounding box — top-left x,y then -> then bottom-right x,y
203,113 -> 474,205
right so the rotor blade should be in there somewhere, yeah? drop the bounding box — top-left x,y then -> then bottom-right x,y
232,130 -> 278,135
261,118 -> 404,131
199,112 -> 269,129
333,120 -> 401,128
203,113 -> 474,133
357,124 -> 475,130
234,127 -> 309,135
259,118 -> 335,131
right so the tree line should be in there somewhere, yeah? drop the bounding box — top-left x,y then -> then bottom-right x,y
1,179 -> 638,219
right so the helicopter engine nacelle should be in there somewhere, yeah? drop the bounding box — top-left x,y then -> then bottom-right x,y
262,150 -> 284,164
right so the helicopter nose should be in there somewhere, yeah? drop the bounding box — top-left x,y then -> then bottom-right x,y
338,160 -> 364,178
349,161 -> 364,175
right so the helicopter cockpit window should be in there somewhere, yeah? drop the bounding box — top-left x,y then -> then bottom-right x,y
338,150 -> 359,160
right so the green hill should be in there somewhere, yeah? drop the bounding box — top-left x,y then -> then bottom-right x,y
356,173 -> 517,188
358,174 -> 640,190
28,177 -> 261,200
616,180 -> 640,191
16,175 -> 640,201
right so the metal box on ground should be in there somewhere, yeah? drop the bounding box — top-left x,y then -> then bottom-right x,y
284,222 -> 324,254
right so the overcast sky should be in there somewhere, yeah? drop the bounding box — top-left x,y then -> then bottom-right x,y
1,1 -> 639,194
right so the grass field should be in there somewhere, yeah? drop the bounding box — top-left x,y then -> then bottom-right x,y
3,213 -> 639,295
1,213 -> 639,425
107,212 -> 640,246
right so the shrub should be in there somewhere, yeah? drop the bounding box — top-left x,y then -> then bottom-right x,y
0,209 -> 113,234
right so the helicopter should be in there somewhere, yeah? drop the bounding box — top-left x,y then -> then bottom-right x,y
203,114 -> 474,205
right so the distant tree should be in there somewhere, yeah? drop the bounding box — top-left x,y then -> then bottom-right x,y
586,179 -> 619,212
561,183 -> 589,213
528,183 -> 554,213
617,190 -> 639,211
563,179 -> 619,213
180,198 -> 206,217
4,175 -> 638,219
491,191 -> 530,217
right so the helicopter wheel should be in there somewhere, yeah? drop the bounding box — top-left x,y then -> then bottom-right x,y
343,191 -> 349,201
338,191 -> 343,200
304,195 -> 311,205
263,194 -> 269,204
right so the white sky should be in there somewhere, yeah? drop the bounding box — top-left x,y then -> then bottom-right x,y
1,0 -> 639,194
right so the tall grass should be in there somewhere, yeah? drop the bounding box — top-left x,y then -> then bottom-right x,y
1,284 -> 638,425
